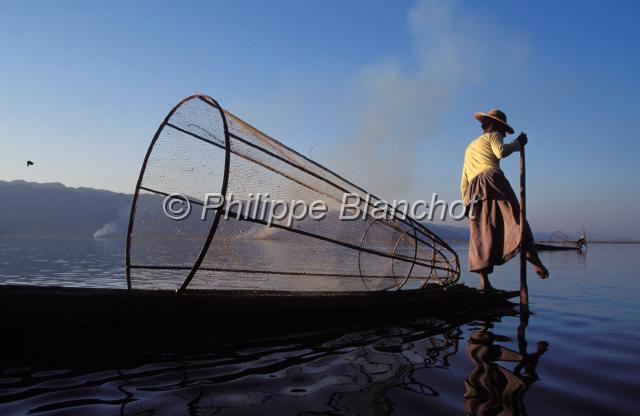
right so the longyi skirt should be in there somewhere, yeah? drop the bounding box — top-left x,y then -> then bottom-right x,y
465,169 -> 538,273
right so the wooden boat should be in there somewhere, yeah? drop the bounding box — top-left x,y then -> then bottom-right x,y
0,284 -> 518,340
535,230 -> 587,252
1,96 -> 519,354
534,242 -> 583,251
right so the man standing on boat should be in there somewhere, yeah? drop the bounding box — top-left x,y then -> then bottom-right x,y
461,109 -> 549,292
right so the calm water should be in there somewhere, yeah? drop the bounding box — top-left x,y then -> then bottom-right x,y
0,238 -> 639,415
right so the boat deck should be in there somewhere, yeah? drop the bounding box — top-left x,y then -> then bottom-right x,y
0,283 -> 517,333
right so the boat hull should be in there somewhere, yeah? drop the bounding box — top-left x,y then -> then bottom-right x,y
0,284 -> 517,335
534,243 -> 581,251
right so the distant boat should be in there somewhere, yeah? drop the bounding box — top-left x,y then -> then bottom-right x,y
535,230 -> 587,252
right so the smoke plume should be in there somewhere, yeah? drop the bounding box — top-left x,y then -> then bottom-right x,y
326,0 -> 528,201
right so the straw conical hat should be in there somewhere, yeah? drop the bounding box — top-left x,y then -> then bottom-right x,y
475,109 -> 514,134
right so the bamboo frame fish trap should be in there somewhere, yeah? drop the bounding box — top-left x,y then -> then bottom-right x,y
126,95 -> 460,292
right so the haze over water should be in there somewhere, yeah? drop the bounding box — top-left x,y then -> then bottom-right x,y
0,238 -> 638,415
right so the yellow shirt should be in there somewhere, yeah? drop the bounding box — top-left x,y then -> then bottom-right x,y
460,132 -> 520,204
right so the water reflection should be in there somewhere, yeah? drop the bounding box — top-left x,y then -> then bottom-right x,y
0,309 -> 554,415
464,313 -> 548,416
323,321 -> 462,415
116,319 -> 465,415
0,317 -> 473,415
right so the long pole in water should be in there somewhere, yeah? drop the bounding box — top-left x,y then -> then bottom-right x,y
520,140 -> 529,310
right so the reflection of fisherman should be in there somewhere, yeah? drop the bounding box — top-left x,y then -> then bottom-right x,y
464,331 -> 548,416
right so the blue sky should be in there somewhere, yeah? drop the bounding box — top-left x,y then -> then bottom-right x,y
1,0 -> 638,238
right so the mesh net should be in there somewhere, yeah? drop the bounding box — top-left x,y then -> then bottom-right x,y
126,95 -> 460,292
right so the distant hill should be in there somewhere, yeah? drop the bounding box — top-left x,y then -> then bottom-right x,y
0,180 -> 635,243
0,180 -> 472,241
0,180 -> 131,238
424,223 -> 470,241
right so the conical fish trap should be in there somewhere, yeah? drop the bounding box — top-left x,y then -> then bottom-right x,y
126,95 -> 460,292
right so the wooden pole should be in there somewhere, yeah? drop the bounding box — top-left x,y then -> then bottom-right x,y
519,141 -> 529,310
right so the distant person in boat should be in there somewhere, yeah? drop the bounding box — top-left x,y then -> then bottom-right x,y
576,234 -> 587,249
461,109 -> 549,292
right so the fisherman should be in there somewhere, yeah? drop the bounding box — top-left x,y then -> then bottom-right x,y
461,109 -> 549,292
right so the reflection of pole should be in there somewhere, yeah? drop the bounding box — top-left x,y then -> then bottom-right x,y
519,143 -> 529,311
517,308 -> 529,357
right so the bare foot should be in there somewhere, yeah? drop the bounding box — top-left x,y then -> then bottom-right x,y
533,264 -> 549,279
480,279 -> 499,293
527,253 -> 550,279
481,285 -> 496,293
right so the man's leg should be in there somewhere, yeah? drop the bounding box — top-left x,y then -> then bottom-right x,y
479,271 -> 494,291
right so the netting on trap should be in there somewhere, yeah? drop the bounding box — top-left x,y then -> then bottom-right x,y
126,95 -> 460,292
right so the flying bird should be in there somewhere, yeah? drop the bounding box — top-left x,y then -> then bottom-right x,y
26,160 -> 34,167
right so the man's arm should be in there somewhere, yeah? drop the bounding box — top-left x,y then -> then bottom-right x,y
490,132 -> 525,159
502,140 -> 522,158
